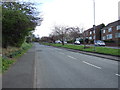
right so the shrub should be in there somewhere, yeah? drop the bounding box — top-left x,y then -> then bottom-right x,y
103,40 -> 115,43
67,40 -> 75,43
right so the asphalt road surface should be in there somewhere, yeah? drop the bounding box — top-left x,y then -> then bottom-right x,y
34,43 -> 119,88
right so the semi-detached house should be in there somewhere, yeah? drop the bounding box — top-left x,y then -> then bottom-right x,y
83,24 -> 105,44
82,20 -> 120,46
101,20 -> 120,46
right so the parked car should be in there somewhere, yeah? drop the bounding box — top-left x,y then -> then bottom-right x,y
55,40 -> 62,44
74,41 -> 81,45
64,41 -> 67,44
94,40 -> 105,46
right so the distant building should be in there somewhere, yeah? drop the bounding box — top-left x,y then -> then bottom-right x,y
76,20 -> 120,46
101,20 -> 120,46
83,24 -> 105,44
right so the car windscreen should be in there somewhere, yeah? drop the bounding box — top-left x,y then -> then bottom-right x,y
97,41 -> 104,43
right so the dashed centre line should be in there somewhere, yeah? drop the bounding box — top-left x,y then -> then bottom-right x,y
59,52 -> 118,77
82,61 -> 102,69
67,55 -> 77,60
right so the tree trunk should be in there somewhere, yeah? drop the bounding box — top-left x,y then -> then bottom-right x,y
62,37 -> 64,45
83,36 -> 86,49
62,41 -> 64,45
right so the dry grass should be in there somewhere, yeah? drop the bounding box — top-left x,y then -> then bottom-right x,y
2,46 -> 19,56
2,43 -> 33,73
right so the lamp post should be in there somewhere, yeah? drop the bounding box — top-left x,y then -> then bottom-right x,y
93,0 -> 96,51
118,1 -> 120,20
93,0 -> 95,26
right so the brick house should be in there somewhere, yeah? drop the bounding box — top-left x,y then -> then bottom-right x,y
101,20 -> 120,46
83,24 -> 105,44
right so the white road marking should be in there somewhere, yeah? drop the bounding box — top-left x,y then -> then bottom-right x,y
82,61 -> 101,69
67,55 -> 77,60
115,74 -> 120,77
33,53 -> 37,88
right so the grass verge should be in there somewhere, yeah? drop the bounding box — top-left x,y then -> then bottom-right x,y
42,43 -> 120,56
1,42 -> 33,73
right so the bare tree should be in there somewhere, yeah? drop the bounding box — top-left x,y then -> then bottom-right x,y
51,25 -> 86,47
68,26 -> 86,49
52,25 -> 69,45
67,27 -> 81,41
49,33 -> 59,43
80,28 -> 89,49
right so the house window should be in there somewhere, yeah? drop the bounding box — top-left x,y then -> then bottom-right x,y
106,34 -> 112,39
117,25 -> 120,30
90,31 -> 92,34
115,33 -> 120,38
108,27 -> 112,32
93,36 -> 95,39
103,30 -> 105,33
102,36 -> 106,40
89,36 -> 92,40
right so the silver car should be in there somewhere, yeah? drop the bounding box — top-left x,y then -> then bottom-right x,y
94,40 -> 105,46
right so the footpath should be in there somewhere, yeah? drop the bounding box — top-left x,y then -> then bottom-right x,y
2,45 -> 35,88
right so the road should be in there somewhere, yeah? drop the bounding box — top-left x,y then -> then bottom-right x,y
34,43 -> 119,88
0,74 -> 2,90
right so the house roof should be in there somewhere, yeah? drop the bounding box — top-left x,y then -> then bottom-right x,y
84,23 -> 105,32
102,20 -> 120,30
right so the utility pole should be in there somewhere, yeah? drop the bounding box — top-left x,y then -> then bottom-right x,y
93,0 -> 96,51
118,1 -> 120,20
93,0 -> 95,26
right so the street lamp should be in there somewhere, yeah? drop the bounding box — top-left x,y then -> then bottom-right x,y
93,0 -> 96,51
93,0 -> 95,26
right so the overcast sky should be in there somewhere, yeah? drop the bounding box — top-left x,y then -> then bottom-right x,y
31,0 -> 119,37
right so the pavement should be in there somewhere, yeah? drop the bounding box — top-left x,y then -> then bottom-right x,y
2,43 -> 120,88
2,45 -> 35,88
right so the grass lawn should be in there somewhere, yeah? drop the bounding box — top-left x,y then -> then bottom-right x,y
1,56 -> 15,73
42,43 -> 120,56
